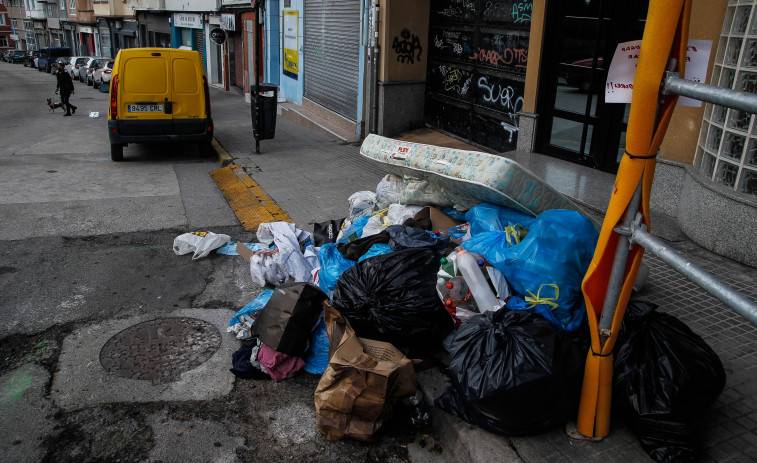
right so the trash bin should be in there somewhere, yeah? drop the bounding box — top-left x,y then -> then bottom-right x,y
251,83 -> 278,140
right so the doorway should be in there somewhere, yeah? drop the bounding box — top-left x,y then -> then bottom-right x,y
536,0 -> 648,172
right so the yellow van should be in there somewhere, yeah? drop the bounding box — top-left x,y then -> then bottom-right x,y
107,48 -> 213,162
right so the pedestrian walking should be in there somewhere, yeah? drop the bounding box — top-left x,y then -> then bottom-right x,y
55,62 -> 77,116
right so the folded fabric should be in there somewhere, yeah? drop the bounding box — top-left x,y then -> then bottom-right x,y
257,343 -> 305,382
337,230 -> 390,260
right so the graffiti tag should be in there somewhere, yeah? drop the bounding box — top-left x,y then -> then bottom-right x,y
393,29 -> 423,64
469,46 -> 527,69
478,76 -> 524,117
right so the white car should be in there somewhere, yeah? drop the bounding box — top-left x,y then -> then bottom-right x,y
93,59 -> 114,90
65,56 -> 89,79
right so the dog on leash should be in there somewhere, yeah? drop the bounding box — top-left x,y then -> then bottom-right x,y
47,98 -> 64,113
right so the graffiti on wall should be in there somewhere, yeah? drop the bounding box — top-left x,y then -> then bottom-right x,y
482,0 -> 533,25
433,0 -> 478,21
475,75 -> 524,117
469,31 -> 528,74
392,29 -> 423,64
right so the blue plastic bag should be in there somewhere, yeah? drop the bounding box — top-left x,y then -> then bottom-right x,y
317,243 -> 357,297
465,203 -> 535,236
215,241 -> 264,255
358,243 -> 393,262
466,209 -> 598,332
302,313 -> 330,374
229,289 -> 274,326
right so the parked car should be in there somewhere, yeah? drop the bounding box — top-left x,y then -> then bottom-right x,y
86,57 -> 111,86
2,50 -> 12,62
65,56 -> 89,79
77,56 -> 105,82
563,57 -> 605,93
11,50 -> 26,63
93,59 -> 114,89
24,50 -> 38,67
37,47 -> 72,73
108,48 -> 213,161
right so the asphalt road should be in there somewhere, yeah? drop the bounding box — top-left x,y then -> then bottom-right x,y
0,61 -> 420,463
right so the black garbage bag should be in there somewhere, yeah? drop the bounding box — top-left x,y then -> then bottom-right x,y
386,225 -> 450,258
435,309 -> 583,435
614,300 -> 726,463
331,247 -> 454,352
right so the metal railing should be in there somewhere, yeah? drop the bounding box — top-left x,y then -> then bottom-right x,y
603,73 -> 757,330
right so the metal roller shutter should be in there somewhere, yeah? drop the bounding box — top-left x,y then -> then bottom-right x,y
193,28 -> 206,65
304,0 -> 361,121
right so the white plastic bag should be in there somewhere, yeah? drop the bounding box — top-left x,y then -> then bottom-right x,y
361,212 -> 392,237
173,231 -> 231,260
386,203 -> 424,225
347,191 -> 377,220
249,251 -> 288,286
375,173 -> 403,209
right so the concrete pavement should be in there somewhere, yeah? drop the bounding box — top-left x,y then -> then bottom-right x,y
206,84 -> 757,462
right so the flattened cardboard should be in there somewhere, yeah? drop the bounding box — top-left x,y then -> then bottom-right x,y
236,241 -> 254,262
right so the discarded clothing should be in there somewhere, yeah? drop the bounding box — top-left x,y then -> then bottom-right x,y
257,344 -> 305,382
230,340 -> 270,380
337,230 -> 390,261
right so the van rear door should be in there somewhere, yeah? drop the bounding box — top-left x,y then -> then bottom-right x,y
170,50 -> 207,134
118,49 -> 172,135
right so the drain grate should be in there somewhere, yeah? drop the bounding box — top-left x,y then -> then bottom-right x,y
99,317 -> 222,385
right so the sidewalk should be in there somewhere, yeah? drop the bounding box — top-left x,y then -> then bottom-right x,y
208,86 -> 757,462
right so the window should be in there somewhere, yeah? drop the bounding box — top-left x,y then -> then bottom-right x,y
68,0 -> 75,14
0,14 -> 5,26
11,19 -> 17,29
0,37 -> 7,47
60,0 -> 64,9
696,1 -> 757,197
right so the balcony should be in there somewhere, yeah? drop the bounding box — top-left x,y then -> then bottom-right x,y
26,9 -> 47,20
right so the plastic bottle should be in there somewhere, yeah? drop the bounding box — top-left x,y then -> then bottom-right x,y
456,249 -> 501,313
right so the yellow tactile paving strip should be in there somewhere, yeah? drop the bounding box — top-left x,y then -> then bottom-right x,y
210,164 -> 292,230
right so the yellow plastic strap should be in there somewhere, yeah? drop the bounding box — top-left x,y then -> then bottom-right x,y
525,284 -> 560,310
504,224 -> 527,246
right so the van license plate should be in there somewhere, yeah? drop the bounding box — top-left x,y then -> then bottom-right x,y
128,104 -> 163,113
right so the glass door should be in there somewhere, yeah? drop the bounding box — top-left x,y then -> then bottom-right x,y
536,0 -> 647,172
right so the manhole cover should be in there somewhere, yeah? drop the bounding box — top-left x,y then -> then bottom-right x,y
100,317 -> 222,385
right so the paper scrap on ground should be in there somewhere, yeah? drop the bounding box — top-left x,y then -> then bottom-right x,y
605,39 -> 712,106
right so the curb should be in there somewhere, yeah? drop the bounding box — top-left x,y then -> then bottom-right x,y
212,138 -> 234,166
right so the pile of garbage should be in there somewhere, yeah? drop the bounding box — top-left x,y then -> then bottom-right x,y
175,172 -> 725,460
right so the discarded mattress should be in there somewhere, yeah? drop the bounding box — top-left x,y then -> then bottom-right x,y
359,134 -> 582,217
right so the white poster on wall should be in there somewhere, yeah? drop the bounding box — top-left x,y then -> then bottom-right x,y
605,39 -> 713,107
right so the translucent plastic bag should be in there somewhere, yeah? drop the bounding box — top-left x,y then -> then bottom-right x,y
317,243 -> 357,298
463,209 -> 598,332
375,173 -> 403,209
347,191 -> 377,220
173,231 -> 231,260
464,203 -> 535,236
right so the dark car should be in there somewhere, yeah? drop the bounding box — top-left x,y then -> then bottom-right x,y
24,50 -> 39,67
11,50 -> 26,63
563,57 -> 605,93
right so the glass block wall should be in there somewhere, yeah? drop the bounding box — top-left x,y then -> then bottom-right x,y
695,0 -> 757,197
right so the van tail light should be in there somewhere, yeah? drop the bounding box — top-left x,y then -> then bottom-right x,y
202,75 -> 211,118
104,69 -> 111,74
110,74 -> 118,119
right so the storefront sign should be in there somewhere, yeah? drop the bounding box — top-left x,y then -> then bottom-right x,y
9,34 -> 19,41
209,27 -> 226,45
283,10 -> 298,80
173,13 -> 203,29
221,14 -> 236,31
79,26 -> 93,34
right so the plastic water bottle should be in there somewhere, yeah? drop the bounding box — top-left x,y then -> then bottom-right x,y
456,249 -> 501,313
